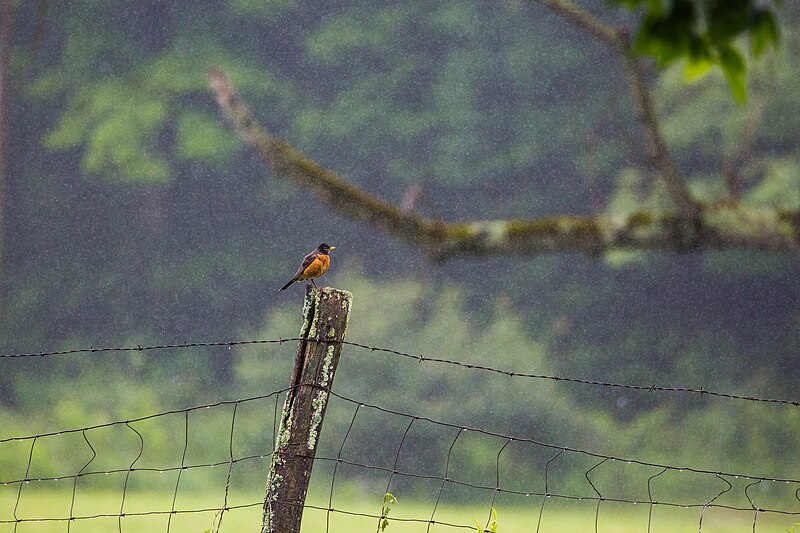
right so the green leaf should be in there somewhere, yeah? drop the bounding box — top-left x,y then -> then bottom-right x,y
707,0 -> 751,45
615,0 -> 781,105
632,0 -> 695,67
750,10 -> 780,58
473,518 -> 483,533
718,45 -> 747,105
683,57 -> 714,82
379,493 -> 398,531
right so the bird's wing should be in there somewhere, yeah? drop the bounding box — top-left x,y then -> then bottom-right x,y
293,251 -> 319,278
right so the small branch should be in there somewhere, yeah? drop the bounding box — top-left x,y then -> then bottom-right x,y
400,183 -> 425,214
209,70 -> 799,260
532,0 -> 623,51
530,0 -> 699,219
723,95 -> 767,201
619,52 -> 699,218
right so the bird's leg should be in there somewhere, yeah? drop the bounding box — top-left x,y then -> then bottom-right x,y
311,279 -> 318,290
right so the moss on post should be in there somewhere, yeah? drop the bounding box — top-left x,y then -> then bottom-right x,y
262,285 -> 352,533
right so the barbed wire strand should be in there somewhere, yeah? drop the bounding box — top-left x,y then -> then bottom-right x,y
4,337 -> 798,409
0,338 -> 302,359
341,340 -> 800,408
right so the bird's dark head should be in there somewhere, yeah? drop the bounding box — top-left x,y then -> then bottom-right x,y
317,243 -> 335,254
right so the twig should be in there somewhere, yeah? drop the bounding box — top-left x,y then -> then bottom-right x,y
529,0 -> 699,219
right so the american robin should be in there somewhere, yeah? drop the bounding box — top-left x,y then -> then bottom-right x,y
279,243 -> 336,291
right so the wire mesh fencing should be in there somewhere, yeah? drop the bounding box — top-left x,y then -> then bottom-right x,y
1,337 -> 799,532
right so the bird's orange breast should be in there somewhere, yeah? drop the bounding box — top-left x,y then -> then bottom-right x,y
301,254 -> 330,279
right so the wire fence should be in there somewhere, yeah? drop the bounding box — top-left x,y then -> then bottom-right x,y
2,337 -> 798,408
1,337 -> 799,532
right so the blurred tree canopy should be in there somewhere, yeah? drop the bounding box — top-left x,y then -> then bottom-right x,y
613,0 -> 781,103
211,0 -> 795,260
0,1 -> 797,483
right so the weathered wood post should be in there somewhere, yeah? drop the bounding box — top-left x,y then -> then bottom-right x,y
262,285 -> 352,533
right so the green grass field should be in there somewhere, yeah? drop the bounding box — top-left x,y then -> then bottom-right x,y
0,490 -> 795,532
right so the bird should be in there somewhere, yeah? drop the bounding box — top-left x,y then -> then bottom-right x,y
279,243 -> 336,291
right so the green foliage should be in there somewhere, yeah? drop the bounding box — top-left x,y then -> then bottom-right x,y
306,7 -> 412,64
43,80 -> 171,184
3,275 -> 800,507
612,0 -> 781,103
29,10 -> 288,184
602,167 -> 673,267
2,2 -> 799,510
377,492 -> 398,532
745,158 -> 800,209
175,111 -> 240,163
717,44 -> 747,104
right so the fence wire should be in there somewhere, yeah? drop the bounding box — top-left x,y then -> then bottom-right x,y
1,338 -> 799,532
2,337 -> 798,408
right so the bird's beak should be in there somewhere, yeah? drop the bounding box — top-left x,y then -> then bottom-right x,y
329,246 -> 336,250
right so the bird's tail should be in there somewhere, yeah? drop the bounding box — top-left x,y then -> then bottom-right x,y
278,278 -> 296,291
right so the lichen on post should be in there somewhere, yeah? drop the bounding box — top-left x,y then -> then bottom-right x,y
262,285 -> 352,533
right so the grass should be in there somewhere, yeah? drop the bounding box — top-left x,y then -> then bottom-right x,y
0,490 -> 795,532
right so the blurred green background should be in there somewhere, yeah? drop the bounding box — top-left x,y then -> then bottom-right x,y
0,0 -> 798,530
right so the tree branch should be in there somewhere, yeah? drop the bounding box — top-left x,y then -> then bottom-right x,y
532,0 -> 623,51
208,69 -> 447,253
530,0 -> 699,219
209,70 -> 800,260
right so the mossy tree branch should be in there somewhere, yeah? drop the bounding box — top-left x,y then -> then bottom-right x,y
208,69 -> 446,252
209,71 -> 800,260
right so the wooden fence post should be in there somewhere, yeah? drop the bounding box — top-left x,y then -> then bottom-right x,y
262,285 -> 353,533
